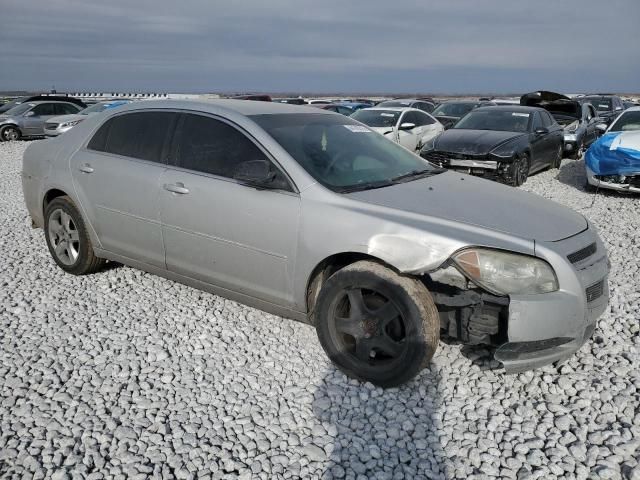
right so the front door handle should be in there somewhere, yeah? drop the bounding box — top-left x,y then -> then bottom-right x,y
79,164 -> 94,174
164,182 -> 190,195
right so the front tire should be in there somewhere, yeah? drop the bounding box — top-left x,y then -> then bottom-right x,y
552,145 -> 563,169
509,154 -> 530,186
0,125 -> 21,142
315,261 -> 439,387
44,196 -> 105,275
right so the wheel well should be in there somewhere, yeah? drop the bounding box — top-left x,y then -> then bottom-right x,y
305,252 -> 395,319
43,189 -> 68,211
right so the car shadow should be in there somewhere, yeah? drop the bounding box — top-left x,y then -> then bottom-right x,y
440,335 -> 501,372
312,366 -> 450,479
555,158 -> 591,192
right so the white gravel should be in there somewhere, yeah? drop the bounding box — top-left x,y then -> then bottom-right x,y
0,140 -> 639,480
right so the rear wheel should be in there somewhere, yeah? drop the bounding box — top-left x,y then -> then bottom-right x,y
315,261 -> 439,387
44,196 -> 105,275
0,125 -> 21,142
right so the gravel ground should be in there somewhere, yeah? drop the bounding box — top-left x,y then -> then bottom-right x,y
0,140 -> 639,480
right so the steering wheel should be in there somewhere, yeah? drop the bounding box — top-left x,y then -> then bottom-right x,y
322,150 -> 351,176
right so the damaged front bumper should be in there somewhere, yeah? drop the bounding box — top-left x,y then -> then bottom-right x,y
586,165 -> 640,193
497,228 -> 609,373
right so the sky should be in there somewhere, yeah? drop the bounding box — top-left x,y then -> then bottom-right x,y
1,0 -> 639,94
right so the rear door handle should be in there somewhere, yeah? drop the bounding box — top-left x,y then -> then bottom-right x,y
164,182 -> 190,195
79,164 -> 94,174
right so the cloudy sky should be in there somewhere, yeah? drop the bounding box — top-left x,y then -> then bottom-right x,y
1,0 -> 639,94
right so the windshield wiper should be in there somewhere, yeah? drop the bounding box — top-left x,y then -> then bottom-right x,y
390,168 -> 446,183
336,180 -> 396,193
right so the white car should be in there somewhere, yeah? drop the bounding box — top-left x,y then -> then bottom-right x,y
351,107 -> 444,151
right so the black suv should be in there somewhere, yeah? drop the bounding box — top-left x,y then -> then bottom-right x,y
577,94 -> 626,126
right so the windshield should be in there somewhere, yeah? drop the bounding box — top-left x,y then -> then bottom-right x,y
609,111 -> 640,132
432,102 -> 476,117
377,100 -> 412,108
454,109 -> 531,132
5,103 -> 34,116
251,113 -> 438,192
582,97 -> 612,112
351,109 -> 400,128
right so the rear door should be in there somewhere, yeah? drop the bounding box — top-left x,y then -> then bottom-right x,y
70,110 -> 177,267
529,111 -> 549,170
584,104 -> 598,145
159,113 -> 301,307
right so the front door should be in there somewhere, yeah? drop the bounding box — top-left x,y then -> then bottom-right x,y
22,103 -> 58,136
160,113 -> 300,307
70,110 -> 177,267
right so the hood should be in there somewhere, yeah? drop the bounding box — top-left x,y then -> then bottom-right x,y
347,171 -> 587,242
434,129 -> 525,155
521,90 -> 580,119
586,131 -> 640,176
48,113 -> 86,124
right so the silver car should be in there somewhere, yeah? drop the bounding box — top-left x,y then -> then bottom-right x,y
44,100 -> 133,137
22,100 -> 609,387
0,101 -> 83,141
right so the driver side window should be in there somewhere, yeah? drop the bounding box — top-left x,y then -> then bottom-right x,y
176,114 -> 291,190
532,112 -> 544,130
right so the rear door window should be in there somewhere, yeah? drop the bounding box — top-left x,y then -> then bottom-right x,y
87,111 -> 176,163
32,103 -> 57,116
414,111 -> 436,126
55,103 -> 80,115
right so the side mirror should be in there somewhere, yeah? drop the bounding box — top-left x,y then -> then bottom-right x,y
534,127 -> 549,135
24,111 -> 35,117
399,122 -> 416,131
233,160 -> 276,187
595,123 -> 608,134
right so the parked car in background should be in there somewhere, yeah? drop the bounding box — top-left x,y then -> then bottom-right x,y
307,99 -> 333,105
623,100 -> 639,109
273,98 -> 307,105
22,100 -> 609,386
352,107 -> 444,151
231,94 -> 272,102
0,101 -> 83,141
521,91 -> 600,159
44,100 -> 132,137
0,95 -> 86,114
577,94 -> 626,126
421,106 -> 564,185
585,106 -> 640,193
431,100 -> 496,129
316,103 -> 356,116
332,102 -> 372,114
376,98 -> 436,113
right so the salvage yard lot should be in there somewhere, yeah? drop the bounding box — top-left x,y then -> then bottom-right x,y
0,140 -> 639,479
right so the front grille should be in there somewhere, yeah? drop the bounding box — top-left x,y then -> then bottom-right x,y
422,151 -> 487,168
585,280 -> 605,303
567,243 -> 596,264
45,123 -> 59,129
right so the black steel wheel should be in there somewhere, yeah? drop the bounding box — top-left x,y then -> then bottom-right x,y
315,261 -> 439,387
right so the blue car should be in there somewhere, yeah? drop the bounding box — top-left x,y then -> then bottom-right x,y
585,106 -> 640,193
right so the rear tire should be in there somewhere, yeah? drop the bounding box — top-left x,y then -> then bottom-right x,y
44,196 -> 105,275
315,261 -> 439,387
0,125 -> 21,142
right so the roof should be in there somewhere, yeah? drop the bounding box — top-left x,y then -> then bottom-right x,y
112,99 -> 330,116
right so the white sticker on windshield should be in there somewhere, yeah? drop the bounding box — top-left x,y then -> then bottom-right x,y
512,113 -> 530,117
344,125 -> 372,132
599,104 -> 609,108
380,113 -> 396,117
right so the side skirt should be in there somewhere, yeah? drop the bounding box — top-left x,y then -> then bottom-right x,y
94,248 -> 310,325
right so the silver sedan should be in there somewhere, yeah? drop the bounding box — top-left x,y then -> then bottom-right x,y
22,100 -> 609,386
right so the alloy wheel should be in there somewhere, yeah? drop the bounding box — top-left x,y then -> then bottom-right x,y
329,287 -> 407,364
47,208 -> 80,266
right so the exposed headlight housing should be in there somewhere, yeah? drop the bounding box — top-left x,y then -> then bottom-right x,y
60,119 -> 83,128
451,247 -> 559,295
420,136 -> 438,154
489,142 -> 517,159
565,120 -> 579,132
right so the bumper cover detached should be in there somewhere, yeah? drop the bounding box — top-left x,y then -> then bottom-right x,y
496,228 -> 610,373
586,166 -> 640,193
